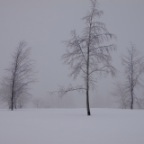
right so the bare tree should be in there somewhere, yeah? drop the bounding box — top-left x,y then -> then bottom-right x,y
62,0 -> 116,115
122,44 -> 144,109
0,41 -> 35,110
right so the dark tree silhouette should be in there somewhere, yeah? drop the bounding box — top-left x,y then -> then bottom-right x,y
122,44 -> 144,109
0,41 -> 35,110
62,0 -> 116,115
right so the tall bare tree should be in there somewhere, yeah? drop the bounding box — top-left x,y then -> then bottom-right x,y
63,0 -> 116,115
0,41 -> 35,110
122,44 -> 144,109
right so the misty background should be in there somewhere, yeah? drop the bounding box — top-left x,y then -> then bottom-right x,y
0,0 -> 144,108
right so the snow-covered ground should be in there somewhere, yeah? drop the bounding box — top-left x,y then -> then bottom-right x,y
0,108 -> 144,144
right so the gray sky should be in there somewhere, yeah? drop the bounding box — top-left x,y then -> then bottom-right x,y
0,0 -> 144,108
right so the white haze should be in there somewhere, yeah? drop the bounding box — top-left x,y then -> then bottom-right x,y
0,0 -> 144,108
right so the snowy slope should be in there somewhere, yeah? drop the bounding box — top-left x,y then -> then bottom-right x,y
0,109 -> 144,144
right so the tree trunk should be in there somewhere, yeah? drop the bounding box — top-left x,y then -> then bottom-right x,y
86,53 -> 90,115
11,72 -> 16,111
86,87 -> 91,116
10,94 -> 14,111
10,89 -> 15,111
130,53 -> 134,110
130,88 -> 134,109
86,29 -> 91,116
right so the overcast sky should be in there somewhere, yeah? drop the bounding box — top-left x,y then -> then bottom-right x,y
0,0 -> 144,108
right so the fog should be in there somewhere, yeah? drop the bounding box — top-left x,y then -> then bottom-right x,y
0,0 -> 144,108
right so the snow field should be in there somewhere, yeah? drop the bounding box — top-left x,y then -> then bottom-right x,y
0,109 -> 144,144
